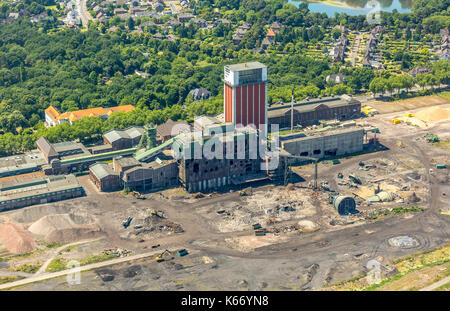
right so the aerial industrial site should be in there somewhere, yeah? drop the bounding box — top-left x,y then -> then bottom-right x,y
0,60 -> 448,292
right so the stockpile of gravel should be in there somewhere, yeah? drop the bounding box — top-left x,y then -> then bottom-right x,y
0,222 -> 37,254
28,214 -> 102,243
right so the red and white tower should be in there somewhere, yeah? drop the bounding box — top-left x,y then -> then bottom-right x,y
224,62 -> 268,135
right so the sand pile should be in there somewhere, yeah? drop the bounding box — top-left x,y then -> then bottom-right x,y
415,107 -> 450,122
28,214 -> 102,243
0,223 -> 37,254
297,220 -> 319,232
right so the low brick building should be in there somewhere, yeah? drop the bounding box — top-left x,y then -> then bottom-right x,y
268,96 -> 361,130
89,163 -> 120,191
112,156 -> 141,178
156,119 -> 190,143
103,126 -> 143,150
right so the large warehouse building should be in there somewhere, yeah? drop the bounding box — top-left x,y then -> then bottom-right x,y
268,95 -> 361,130
0,174 -> 84,211
280,126 -> 365,159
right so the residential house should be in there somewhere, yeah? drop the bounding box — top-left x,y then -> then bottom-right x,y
177,13 -> 194,23
189,88 -> 212,101
326,73 -> 346,84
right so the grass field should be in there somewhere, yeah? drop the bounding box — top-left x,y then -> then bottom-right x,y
438,91 -> 450,101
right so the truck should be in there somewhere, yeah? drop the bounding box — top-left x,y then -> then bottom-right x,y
177,249 -> 188,257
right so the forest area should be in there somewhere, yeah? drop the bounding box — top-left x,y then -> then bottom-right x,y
0,0 -> 449,155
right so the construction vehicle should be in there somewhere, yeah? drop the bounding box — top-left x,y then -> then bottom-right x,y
425,134 -> 439,143
255,229 -> 266,236
252,223 -> 262,230
348,174 -> 362,185
151,210 -> 164,218
122,217 -> 132,228
177,249 -> 188,257
156,249 -> 172,262
238,190 -> 247,196
132,191 -> 145,200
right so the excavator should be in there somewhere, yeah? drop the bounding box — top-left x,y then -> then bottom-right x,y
132,191 -> 145,200
151,210 -> 164,218
155,249 -> 172,262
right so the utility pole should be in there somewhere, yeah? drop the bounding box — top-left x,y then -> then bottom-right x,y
291,88 -> 294,133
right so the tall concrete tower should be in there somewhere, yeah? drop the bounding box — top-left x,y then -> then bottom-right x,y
223,62 -> 268,135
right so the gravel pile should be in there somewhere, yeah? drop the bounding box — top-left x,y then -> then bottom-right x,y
0,222 -> 37,254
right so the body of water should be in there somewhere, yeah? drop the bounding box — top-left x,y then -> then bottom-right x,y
288,0 -> 412,16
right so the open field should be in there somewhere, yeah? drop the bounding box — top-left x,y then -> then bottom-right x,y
366,95 -> 449,114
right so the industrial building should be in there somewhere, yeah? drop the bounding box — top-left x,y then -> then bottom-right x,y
0,174 -> 84,211
121,158 -> 178,192
37,125 -> 145,175
268,96 -> 361,130
88,151 -> 178,192
1,62 -> 375,198
280,126 -> 365,159
89,163 -> 120,192
175,125 -> 270,193
103,126 -> 144,150
0,151 -> 47,178
156,119 -> 190,143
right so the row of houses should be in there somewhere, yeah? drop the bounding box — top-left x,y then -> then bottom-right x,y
362,26 -> 383,69
329,26 -> 348,63
232,22 -> 252,45
261,21 -> 283,49
440,28 -> 450,61
1,10 -> 52,24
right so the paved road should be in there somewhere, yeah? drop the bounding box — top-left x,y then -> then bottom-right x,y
76,0 -> 93,28
350,33 -> 364,66
420,275 -> 450,291
167,1 -> 179,15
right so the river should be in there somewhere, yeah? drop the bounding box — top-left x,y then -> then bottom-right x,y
288,0 -> 413,16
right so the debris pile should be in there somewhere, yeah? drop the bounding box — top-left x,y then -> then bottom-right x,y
104,247 -> 131,257
297,220 -> 320,232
